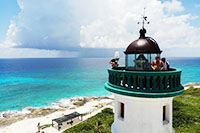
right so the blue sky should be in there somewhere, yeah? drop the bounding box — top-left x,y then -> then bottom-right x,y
162,0 -> 200,27
0,0 -> 20,42
177,0 -> 200,25
0,0 -> 200,58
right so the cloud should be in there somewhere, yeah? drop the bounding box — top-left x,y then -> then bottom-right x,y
1,20 -> 20,48
1,0 -> 200,57
195,4 -> 200,8
79,0 -> 200,50
163,0 -> 184,13
4,0 -> 81,50
0,48 -> 78,58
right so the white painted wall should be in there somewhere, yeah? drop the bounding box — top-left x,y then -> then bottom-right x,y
112,93 -> 173,133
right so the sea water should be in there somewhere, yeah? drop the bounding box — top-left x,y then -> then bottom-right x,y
0,57 -> 199,113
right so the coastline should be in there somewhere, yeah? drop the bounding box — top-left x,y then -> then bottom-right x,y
0,96 -> 114,132
0,95 -> 111,119
0,82 -> 199,132
183,82 -> 200,90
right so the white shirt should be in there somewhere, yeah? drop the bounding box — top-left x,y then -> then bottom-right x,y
163,62 -> 169,70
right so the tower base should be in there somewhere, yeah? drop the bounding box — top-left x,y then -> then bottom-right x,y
112,93 -> 173,133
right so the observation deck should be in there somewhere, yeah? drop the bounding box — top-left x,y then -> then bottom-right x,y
104,67 -> 184,98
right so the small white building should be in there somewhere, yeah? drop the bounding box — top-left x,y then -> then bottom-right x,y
105,27 -> 184,133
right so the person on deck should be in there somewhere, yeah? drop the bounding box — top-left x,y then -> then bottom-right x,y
110,51 -> 120,69
161,57 -> 170,70
151,56 -> 163,71
110,58 -> 119,69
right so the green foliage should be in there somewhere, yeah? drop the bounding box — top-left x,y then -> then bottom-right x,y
63,87 -> 200,133
40,124 -> 52,129
63,108 -> 114,133
173,87 -> 200,133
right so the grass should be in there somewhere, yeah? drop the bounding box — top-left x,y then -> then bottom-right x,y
40,124 -> 52,129
63,108 -> 114,133
63,87 -> 200,133
173,87 -> 200,133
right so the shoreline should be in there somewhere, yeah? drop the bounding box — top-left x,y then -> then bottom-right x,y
0,82 -> 199,132
0,96 -> 113,128
0,96 -> 114,133
183,82 -> 200,90
0,94 -> 112,119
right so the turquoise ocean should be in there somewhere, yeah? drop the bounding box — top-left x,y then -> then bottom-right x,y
0,57 -> 200,113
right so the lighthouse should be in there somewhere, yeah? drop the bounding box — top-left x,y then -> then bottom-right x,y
104,15 -> 184,133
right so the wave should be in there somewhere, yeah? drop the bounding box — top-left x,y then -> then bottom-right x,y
0,95 -> 113,123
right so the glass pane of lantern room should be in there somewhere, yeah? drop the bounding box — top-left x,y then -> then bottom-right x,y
127,54 -> 135,68
146,54 -> 151,70
147,54 -> 151,63
135,54 -> 148,70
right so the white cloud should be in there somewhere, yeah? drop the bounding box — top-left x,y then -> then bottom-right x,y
0,21 -> 20,48
79,0 -> 200,50
163,0 -> 185,13
0,48 -> 78,58
1,0 -> 200,57
4,0 -> 81,50
195,4 -> 200,8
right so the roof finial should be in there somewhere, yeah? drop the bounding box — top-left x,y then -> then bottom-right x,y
137,8 -> 150,29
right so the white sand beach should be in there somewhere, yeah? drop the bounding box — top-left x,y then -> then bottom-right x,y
0,96 -> 114,133
183,82 -> 200,90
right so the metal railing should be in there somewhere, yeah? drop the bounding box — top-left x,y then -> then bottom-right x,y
108,67 -> 183,93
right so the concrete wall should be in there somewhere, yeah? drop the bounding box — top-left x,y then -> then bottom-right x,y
112,93 -> 173,133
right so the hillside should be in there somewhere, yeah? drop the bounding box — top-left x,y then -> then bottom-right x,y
173,87 -> 200,132
64,87 -> 200,133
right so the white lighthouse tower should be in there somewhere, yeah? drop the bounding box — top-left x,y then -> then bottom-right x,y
104,15 -> 184,133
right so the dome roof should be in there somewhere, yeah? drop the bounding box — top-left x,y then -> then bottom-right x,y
124,28 -> 162,54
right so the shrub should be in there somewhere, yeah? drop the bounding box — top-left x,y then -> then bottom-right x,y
63,108 -> 114,133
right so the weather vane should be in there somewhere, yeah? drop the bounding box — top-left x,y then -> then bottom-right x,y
137,8 -> 150,29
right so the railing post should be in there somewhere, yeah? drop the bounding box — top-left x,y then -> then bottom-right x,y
159,76 -> 164,90
116,73 -> 118,85
164,76 -> 168,89
153,76 -> 157,90
108,71 -> 111,83
176,73 -> 180,89
146,76 -> 150,90
139,76 -> 143,90
120,74 -> 123,86
174,74 -> 177,89
127,74 -> 131,88
133,75 -> 137,89
122,73 -> 126,87
113,73 -> 116,85
178,73 -> 181,88
110,73 -> 113,84
112,73 -> 115,84
170,75 -> 173,89
116,72 -> 119,85
113,72 -> 116,85
177,73 -> 181,89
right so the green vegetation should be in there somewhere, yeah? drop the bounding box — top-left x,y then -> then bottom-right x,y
63,108 -> 114,133
63,87 -> 200,133
40,124 -> 52,129
173,87 -> 200,133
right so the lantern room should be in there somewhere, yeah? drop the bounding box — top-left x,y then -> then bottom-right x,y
125,28 -> 162,70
